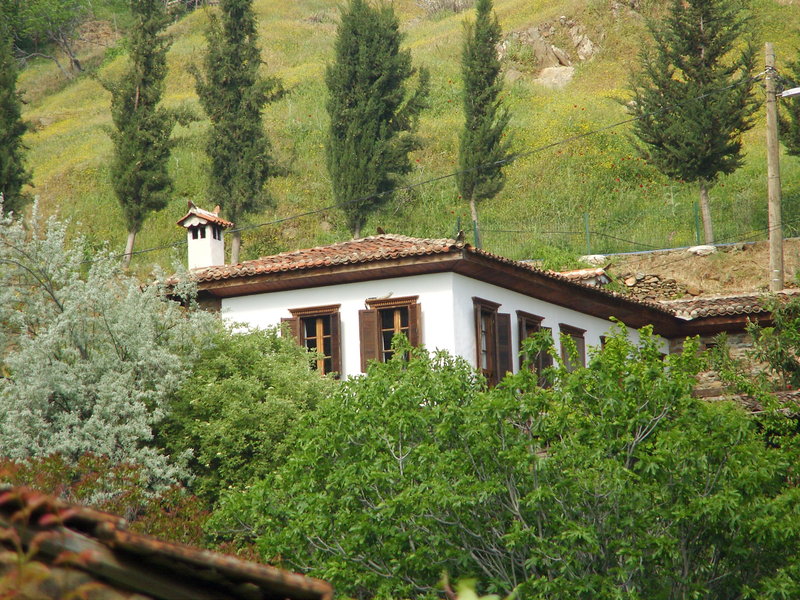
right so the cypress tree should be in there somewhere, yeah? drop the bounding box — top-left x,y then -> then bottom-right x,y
0,19 -> 32,215
627,0 -> 757,244
193,0 -> 279,264
458,0 -> 511,239
105,0 -> 175,268
780,57 -> 800,157
326,0 -> 429,239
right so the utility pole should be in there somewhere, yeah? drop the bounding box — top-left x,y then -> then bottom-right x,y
765,43 -> 784,292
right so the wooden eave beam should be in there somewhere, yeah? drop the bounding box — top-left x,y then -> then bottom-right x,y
196,254 -> 463,298
672,312 -> 773,337
196,249 -> 690,336
451,253 -> 685,337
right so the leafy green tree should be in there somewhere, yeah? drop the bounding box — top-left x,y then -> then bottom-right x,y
211,330 -> 800,599
103,0 -> 176,269
326,0 -> 429,238
0,206 -> 217,488
3,0 -> 89,77
159,327 -> 334,506
193,0 -> 280,264
458,0 -> 511,239
711,294 -> 800,392
781,56 -> 800,157
627,0 -> 757,244
0,18 -> 31,215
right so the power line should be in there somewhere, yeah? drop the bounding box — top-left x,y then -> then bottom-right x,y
98,72 -> 765,264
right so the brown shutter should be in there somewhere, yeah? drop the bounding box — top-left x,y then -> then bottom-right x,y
281,317 -> 300,341
330,312 -> 342,377
408,303 -> 421,347
359,309 -> 379,372
474,303 -> 482,369
496,312 -> 512,380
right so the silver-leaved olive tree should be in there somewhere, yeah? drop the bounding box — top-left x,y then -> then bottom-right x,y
0,205 -> 217,489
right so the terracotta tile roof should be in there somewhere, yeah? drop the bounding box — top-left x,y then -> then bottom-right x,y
193,233 -> 462,280
452,244 -> 677,315
557,267 -> 607,279
660,290 -> 800,319
0,486 -> 333,600
554,267 -> 610,285
186,234 -> 679,318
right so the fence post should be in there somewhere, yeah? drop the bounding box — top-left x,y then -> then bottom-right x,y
583,213 -> 591,256
693,201 -> 701,245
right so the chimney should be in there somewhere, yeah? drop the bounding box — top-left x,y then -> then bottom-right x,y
176,201 -> 233,269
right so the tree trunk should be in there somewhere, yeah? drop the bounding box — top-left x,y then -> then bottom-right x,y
699,181 -> 714,244
469,196 -> 481,248
230,230 -> 242,265
122,230 -> 137,269
353,223 -> 362,239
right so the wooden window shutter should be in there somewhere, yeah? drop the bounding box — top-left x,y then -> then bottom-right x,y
496,312 -> 513,380
408,302 -> 421,346
473,302 -> 482,364
330,312 -> 342,376
359,309 -> 379,372
281,317 -> 300,341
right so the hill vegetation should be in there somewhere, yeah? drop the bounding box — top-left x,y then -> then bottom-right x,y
14,0 -> 800,270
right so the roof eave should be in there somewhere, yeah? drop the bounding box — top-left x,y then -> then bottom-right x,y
195,248 -> 685,336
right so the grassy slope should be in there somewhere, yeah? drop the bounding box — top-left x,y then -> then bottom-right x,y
16,0 -> 800,271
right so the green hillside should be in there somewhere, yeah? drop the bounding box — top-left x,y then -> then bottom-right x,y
15,0 -> 800,270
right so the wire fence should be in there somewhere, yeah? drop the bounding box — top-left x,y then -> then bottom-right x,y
471,197 -> 796,261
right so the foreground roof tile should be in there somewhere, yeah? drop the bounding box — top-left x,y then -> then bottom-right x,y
660,289 -> 800,319
0,486 -> 332,600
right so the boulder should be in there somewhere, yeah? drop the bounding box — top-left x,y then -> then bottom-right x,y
579,254 -> 607,266
687,245 -> 716,256
535,66 -> 575,89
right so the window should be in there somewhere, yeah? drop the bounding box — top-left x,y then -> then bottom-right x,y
473,298 -> 512,386
189,225 -> 206,240
282,305 -> 342,377
559,324 -> 586,372
517,311 -> 552,387
359,296 -> 421,371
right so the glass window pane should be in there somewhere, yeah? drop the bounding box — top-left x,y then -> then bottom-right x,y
382,331 -> 394,353
303,318 -> 315,339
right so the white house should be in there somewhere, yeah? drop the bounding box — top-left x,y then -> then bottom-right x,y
182,207 -> 726,381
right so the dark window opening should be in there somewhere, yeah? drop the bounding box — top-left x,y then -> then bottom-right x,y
360,296 -> 421,371
473,298 -> 512,387
282,305 -> 342,378
517,311 -> 552,387
559,324 -> 586,372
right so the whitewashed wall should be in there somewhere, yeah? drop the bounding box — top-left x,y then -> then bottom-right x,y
221,273 -> 459,378
220,271 -> 667,378
450,275 -> 660,371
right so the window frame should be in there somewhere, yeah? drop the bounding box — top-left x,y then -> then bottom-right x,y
359,295 -> 421,371
517,310 -> 552,386
283,304 -> 342,377
559,323 -> 586,372
473,297 -> 512,386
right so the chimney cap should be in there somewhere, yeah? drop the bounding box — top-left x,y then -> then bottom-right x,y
177,201 -> 234,228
